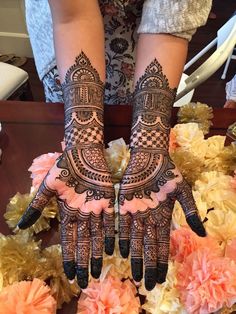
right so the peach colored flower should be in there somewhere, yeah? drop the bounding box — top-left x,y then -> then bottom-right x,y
29,153 -> 61,189
170,227 -> 221,264
77,275 -> 140,314
0,278 -> 56,314
177,248 -> 236,314
225,238 -> 236,262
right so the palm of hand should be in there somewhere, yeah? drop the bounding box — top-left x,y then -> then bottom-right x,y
118,150 -> 205,290
18,146 -> 115,288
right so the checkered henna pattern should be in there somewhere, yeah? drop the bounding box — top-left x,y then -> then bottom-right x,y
18,52 -> 115,289
119,59 -> 206,291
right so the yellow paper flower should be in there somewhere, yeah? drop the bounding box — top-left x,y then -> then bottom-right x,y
205,209 -> 236,246
103,236 -> 131,280
173,123 -> 205,149
139,261 -> 187,314
39,245 -> 80,309
105,138 -> 130,183
170,148 -> 205,185
194,171 -> 236,212
172,190 -> 208,229
205,136 -> 226,159
177,102 -> 213,135
218,143 -> 236,174
0,232 -> 43,287
4,192 -> 59,234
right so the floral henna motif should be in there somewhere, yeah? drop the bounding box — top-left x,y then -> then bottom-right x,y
55,146 -> 115,206
119,59 -> 206,291
18,52 -> 115,289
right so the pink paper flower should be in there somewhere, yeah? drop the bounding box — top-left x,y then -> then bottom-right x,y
77,275 -> 140,314
225,238 -> 236,262
0,278 -> 56,314
177,248 -> 236,314
170,227 -> 221,263
28,152 -> 61,189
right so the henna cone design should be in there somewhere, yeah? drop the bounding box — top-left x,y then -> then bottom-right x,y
119,59 -> 206,291
18,52 -> 115,289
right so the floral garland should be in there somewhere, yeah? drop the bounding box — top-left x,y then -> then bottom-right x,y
1,103 -> 236,314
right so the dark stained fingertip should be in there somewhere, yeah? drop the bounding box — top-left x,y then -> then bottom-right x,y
131,258 -> 143,282
105,237 -> 115,255
186,214 -> 206,237
156,263 -> 168,284
145,268 -> 157,291
17,207 -> 41,229
77,267 -> 89,289
63,261 -> 76,280
119,239 -> 130,258
91,257 -> 102,279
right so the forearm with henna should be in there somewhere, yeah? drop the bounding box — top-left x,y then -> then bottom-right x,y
119,59 -> 206,290
18,52 -> 115,289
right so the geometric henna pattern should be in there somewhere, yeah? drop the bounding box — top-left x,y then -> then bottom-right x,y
130,59 -> 177,150
118,59 -> 206,291
57,199 -> 115,289
62,52 -> 105,149
18,52 -> 115,290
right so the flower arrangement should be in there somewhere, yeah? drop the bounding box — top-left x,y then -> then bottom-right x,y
1,103 -> 236,314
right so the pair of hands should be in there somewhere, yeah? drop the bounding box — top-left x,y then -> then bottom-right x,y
18,143 -> 206,290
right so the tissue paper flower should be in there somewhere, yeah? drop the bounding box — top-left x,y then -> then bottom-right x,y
204,135 -> 225,159
77,275 -> 140,314
177,102 -> 213,135
4,192 -> 59,234
218,143 -> 236,174
203,136 -> 236,173
0,232 -> 43,287
205,209 -> 236,246
177,248 -> 236,314
105,138 -> 130,183
172,191 -> 207,228
194,171 -> 236,212
170,227 -> 221,263
173,123 -> 205,151
39,245 -> 80,309
0,278 -> 56,314
103,237 -> 131,280
225,238 -> 236,262
170,149 -> 205,185
29,152 -> 62,189
139,261 -> 186,314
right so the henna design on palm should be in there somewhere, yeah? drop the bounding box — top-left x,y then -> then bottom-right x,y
119,59 -> 206,291
18,52 -> 115,289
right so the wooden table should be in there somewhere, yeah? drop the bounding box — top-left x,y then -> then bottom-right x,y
0,100 -> 235,313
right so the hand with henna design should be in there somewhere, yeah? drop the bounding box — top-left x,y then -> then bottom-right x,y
17,52 -> 115,289
118,59 -> 206,291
